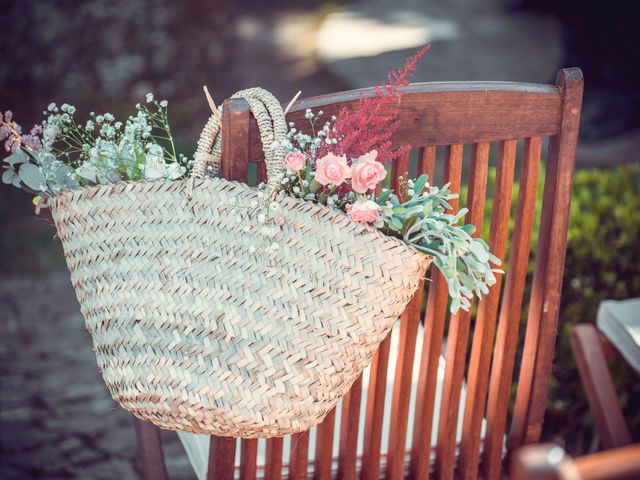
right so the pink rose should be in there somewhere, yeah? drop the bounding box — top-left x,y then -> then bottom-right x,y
346,200 -> 381,223
314,153 -> 351,186
351,150 -> 387,193
284,152 -> 306,171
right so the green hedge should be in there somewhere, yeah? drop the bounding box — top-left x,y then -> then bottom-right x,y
545,163 -> 640,446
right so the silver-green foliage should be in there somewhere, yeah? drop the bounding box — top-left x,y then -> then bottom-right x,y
377,174 -> 502,313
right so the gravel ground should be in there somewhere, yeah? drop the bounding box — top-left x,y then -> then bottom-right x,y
0,271 -> 196,479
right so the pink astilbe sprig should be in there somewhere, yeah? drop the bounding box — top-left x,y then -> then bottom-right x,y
318,45 -> 430,164
0,110 -> 42,153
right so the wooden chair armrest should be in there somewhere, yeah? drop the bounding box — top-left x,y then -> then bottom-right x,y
570,324 -> 631,448
511,443 -> 640,480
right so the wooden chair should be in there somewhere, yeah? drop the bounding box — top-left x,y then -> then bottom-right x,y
510,443 -> 640,480
134,68 -> 583,480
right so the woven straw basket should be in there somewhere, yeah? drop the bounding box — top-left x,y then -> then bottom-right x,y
49,88 -> 431,438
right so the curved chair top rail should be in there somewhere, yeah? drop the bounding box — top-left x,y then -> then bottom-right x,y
226,80 -> 566,164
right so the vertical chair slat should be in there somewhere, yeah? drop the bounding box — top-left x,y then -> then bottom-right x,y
435,142 -> 490,479
385,283 -> 425,480
256,161 -> 266,185
338,375 -> 363,480
391,151 -> 411,193
482,137 -> 542,479
384,149 -> 428,478
240,439 -> 258,480
458,142 -> 502,478
222,98 -> 251,182
419,145 -> 437,182
265,438 -> 284,480
314,407 -> 336,480
290,431 -> 310,480
208,437 -> 237,480
361,333 -> 392,480
509,68 -> 583,451
205,97 -> 249,480
409,145 -> 464,480
133,417 -> 169,480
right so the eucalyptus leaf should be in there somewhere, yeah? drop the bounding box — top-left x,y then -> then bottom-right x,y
2,169 -> 18,185
392,206 -> 407,215
413,174 -> 428,195
18,163 -> 47,192
389,216 -> 403,232
3,149 -> 29,167
461,224 -> 476,235
400,214 -> 418,237
376,189 -> 393,205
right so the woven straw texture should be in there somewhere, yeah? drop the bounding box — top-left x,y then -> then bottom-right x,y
48,87 -> 430,438
49,177 -> 430,437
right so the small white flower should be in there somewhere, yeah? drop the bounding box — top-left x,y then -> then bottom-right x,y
145,93 -> 154,103
47,103 -> 56,112
269,201 -> 279,210
293,186 -> 300,194
159,100 -> 168,107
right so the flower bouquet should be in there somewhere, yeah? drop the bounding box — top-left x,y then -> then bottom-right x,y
1,47 -> 500,438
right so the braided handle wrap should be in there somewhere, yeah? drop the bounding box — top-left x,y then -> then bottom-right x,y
191,113 -> 222,179
230,88 -> 287,196
191,87 -> 287,199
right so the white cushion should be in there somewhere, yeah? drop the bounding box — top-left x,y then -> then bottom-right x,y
597,298 -> 640,372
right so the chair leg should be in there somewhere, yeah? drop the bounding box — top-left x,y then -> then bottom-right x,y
570,324 -> 631,449
133,415 -> 169,480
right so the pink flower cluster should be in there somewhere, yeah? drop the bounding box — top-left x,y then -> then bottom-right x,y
313,150 -> 386,193
285,149 -> 387,224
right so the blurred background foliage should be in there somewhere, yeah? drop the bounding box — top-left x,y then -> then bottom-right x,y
1,0 -> 638,463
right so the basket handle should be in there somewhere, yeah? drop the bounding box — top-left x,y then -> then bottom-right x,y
190,87 -> 288,198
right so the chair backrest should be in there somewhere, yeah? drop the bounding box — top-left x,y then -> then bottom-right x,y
204,68 -> 583,480
134,69 -> 583,480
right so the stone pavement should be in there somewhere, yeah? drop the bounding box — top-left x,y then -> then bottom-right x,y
0,271 -> 194,479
